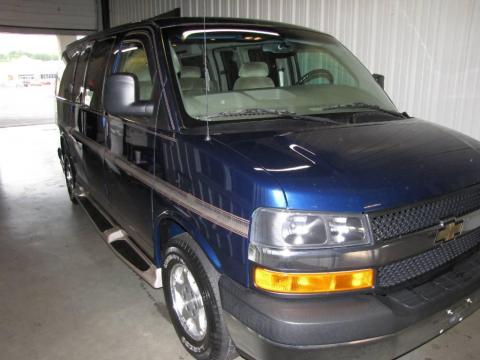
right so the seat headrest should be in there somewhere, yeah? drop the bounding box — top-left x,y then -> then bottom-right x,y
238,62 -> 269,77
181,66 -> 201,78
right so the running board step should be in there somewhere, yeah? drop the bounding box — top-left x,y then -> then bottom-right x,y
76,195 -> 162,288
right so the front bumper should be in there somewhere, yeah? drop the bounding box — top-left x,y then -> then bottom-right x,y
219,250 -> 480,360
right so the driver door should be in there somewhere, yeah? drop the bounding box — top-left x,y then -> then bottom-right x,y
104,32 -> 159,257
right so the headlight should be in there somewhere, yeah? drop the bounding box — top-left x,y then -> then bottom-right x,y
250,208 -> 370,249
248,208 -> 371,266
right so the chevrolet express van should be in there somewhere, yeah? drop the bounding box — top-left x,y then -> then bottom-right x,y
56,16 -> 480,360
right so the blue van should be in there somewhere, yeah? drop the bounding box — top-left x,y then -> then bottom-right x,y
56,16 -> 480,360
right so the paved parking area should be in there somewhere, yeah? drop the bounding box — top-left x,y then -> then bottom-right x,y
0,85 -> 56,127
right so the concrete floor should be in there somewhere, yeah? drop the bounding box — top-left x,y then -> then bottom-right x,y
0,124 -> 479,360
0,86 -> 56,127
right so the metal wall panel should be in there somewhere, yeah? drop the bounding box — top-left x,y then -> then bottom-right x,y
0,0 -> 98,33
109,0 -> 480,139
109,0 -> 181,26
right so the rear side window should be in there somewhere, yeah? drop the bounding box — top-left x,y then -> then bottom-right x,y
84,38 -> 115,111
58,55 -> 77,100
84,114 -> 106,145
116,41 -> 153,101
72,46 -> 91,102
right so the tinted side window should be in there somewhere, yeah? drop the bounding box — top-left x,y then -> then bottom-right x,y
110,119 -> 156,174
85,114 -> 106,145
58,55 -> 77,100
84,38 -> 115,111
116,41 -> 153,101
72,46 -> 91,102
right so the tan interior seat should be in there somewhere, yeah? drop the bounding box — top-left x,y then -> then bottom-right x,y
179,66 -> 206,91
136,66 -> 153,101
171,48 -> 217,93
121,49 -> 153,101
233,62 -> 274,90
180,66 -> 218,93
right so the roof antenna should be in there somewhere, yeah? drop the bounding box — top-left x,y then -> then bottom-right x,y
203,0 -> 211,141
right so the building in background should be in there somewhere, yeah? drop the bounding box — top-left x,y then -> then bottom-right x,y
0,56 -> 61,87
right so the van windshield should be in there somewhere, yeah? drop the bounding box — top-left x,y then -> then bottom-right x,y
165,25 -> 398,124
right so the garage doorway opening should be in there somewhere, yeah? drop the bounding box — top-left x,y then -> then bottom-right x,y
0,33 -> 81,128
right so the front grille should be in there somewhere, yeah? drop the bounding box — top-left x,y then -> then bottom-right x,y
369,184 -> 480,241
387,250 -> 480,310
377,227 -> 480,288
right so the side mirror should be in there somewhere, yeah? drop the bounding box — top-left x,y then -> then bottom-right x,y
373,73 -> 385,89
104,73 -> 154,117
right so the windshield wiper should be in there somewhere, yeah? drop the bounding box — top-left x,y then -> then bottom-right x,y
200,108 -> 342,125
287,113 -> 342,125
199,108 -> 292,120
321,102 -> 408,118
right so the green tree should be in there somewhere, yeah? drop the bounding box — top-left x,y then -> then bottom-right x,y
0,51 -> 59,62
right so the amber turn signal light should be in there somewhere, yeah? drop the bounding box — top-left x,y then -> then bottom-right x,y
254,267 -> 374,294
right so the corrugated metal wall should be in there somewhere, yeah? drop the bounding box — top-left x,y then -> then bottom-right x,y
109,0 -> 181,26
110,0 -> 480,139
0,0 -> 98,33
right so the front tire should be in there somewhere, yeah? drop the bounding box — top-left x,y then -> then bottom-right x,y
162,234 -> 237,360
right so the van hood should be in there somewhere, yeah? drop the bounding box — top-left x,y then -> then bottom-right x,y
213,118 -> 480,213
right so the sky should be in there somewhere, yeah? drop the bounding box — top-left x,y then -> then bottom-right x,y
0,33 -> 60,54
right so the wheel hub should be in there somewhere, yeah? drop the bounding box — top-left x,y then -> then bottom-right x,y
170,263 -> 207,341
65,158 -> 74,190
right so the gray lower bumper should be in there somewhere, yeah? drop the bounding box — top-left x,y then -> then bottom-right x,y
220,249 -> 480,360
223,285 -> 480,360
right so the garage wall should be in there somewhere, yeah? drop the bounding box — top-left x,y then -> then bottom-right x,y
109,0 -> 181,26
109,0 -> 480,140
0,0 -> 98,33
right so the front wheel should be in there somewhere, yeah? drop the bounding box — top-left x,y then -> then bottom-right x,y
162,234 -> 237,360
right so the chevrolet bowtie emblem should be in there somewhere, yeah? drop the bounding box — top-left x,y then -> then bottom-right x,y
436,219 -> 464,243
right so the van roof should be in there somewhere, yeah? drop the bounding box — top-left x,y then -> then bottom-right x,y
63,16 -> 330,55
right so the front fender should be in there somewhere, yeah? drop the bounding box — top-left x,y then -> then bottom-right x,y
153,209 -> 222,271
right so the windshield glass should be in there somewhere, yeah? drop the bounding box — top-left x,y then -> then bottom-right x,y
165,25 -> 397,124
